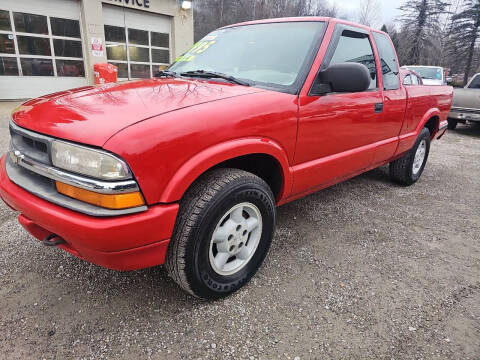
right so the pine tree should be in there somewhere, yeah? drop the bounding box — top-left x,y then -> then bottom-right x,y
381,24 -> 400,53
398,0 -> 450,64
451,0 -> 480,85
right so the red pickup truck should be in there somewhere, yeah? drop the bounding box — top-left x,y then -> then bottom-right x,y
0,18 -> 452,299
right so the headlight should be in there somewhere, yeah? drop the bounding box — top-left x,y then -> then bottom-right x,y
51,141 -> 130,180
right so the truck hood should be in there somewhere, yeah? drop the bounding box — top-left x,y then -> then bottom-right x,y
452,88 -> 480,109
12,78 -> 264,146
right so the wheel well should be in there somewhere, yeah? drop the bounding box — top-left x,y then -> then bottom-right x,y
210,154 -> 284,199
424,117 -> 439,138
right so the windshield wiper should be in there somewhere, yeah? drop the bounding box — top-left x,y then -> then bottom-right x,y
180,70 -> 250,86
154,70 -> 178,78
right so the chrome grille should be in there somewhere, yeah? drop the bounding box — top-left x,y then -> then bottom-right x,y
10,122 -> 51,165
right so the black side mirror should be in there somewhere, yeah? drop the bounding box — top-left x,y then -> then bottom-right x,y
310,62 -> 371,95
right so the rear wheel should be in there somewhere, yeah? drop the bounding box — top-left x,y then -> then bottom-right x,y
447,119 -> 458,130
389,127 -> 431,185
165,168 -> 276,299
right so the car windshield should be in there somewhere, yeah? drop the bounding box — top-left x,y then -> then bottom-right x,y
406,66 -> 443,80
168,22 -> 325,92
468,74 -> 480,89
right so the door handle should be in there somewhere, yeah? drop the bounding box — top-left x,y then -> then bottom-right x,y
374,103 -> 384,113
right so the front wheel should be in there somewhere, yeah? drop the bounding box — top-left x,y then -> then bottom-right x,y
165,168 -> 276,299
389,127 -> 431,185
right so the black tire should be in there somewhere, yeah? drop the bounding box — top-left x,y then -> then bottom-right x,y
389,127 -> 431,186
165,168 -> 276,300
447,119 -> 458,130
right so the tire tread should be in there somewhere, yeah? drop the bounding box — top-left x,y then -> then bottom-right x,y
165,168 -> 272,297
389,127 -> 430,186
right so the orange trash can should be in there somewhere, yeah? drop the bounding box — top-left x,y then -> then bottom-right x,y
94,63 -> 118,84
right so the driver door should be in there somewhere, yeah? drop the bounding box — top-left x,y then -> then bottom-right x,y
292,25 -> 383,195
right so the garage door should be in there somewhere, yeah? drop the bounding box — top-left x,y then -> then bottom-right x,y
0,0 -> 86,99
103,4 -> 171,80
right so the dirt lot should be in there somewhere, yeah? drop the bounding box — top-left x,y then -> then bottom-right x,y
0,101 -> 479,360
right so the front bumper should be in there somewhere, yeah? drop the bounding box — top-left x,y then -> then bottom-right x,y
448,107 -> 480,122
0,156 -> 179,270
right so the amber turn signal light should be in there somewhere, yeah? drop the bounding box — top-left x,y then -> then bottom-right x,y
55,182 -> 145,209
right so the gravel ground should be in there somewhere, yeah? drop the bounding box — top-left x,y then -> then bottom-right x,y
0,101 -> 479,360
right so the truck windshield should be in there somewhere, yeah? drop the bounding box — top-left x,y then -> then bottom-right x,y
168,22 -> 325,92
407,67 -> 443,80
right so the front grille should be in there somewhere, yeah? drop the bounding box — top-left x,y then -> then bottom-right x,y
6,120 -> 146,217
21,136 -> 48,153
10,123 -> 51,165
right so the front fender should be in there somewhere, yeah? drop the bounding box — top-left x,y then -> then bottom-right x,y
159,137 -> 293,204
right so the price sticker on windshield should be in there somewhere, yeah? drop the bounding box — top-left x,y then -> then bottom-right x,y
175,38 -> 217,62
191,40 -> 216,54
176,54 -> 196,62
204,34 -> 217,41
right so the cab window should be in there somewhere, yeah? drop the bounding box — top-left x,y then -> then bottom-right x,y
373,32 -> 400,90
403,74 -> 412,85
328,30 -> 377,90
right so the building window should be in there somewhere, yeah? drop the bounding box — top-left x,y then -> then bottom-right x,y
128,29 -> 148,46
105,25 -> 125,43
0,34 -> 15,54
0,56 -> 18,75
56,59 -> 85,77
17,36 -> 51,56
20,58 -> 53,76
50,17 -> 81,38
0,10 -> 84,77
105,26 -> 170,80
13,13 -> 48,35
0,10 -> 11,31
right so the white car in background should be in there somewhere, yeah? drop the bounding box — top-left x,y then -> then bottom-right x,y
402,65 -> 447,86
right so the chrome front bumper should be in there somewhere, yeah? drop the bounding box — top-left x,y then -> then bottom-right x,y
449,107 -> 480,122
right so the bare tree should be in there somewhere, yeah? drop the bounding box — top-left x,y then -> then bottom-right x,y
381,24 -> 400,51
357,0 -> 382,27
450,0 -> 480,84
193,0 -> 341,41
398,0 -> 450,65
438,0 -> 465,69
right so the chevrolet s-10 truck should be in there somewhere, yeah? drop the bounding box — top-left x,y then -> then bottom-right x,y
0,18 -> 453,299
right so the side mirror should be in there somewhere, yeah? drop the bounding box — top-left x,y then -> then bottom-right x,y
311,62 -> 371,95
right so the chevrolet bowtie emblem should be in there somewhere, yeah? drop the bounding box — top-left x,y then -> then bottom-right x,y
9,150 -> 23,165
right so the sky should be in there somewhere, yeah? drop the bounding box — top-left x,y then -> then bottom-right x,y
327,0 -> 406,28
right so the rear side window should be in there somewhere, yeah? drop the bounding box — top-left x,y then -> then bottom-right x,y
328,30 -> 377,90
373,32 -> 399,90
403,75 -> 412,85
411,75 -> 419,85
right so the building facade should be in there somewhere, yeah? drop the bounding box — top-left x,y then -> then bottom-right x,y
0,0 -> 194,99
